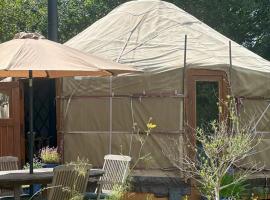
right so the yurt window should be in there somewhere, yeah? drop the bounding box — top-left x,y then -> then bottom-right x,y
196,81 -> 219,131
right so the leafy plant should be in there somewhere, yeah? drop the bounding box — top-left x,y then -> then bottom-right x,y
23,157 -> 43,169
40,146 -> 60,164
105,185 -> 128,200
220,174 -> 249,199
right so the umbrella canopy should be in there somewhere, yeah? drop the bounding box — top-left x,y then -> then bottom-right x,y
0,32 -> 137,77
0,32 -> 139,179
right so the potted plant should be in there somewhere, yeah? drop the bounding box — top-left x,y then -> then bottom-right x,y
40,146 -> 60,168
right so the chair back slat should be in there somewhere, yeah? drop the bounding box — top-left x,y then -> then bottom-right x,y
0,156 -> 18,171
48,164 -> 92,200
100,154 -> 131,193
0,156 -> 19,197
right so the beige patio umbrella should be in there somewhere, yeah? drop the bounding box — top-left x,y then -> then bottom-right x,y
0,32 -> 139,174
0,32 -> 136,77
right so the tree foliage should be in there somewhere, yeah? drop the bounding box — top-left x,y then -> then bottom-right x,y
0,0 -> 269,59
0,0 -> 47,43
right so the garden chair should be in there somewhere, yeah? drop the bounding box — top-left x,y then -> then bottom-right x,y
0,156 -> 18,171
84,154 -> 131,200
48,163 -> 92,200
0,156 -> 20,199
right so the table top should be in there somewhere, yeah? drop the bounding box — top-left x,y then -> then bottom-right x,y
0,168 -> 53,176
0,168 -> 104,188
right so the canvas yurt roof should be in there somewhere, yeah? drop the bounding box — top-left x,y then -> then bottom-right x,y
62,0 -> 270,170
65,0 -> 270,98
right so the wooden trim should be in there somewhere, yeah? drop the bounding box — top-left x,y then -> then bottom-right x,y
185,69 -> 229,146
0,119 -> 15,125
0,82 -> 19,89
185,69 -> 229,200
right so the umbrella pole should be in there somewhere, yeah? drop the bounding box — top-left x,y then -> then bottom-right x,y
29,70 -> 34,174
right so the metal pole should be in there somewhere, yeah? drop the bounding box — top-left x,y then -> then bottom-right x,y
29,70 -> 34,174
28,70 -> 34,195
183,35 -> 187,129
229,41 -> 232,86
48,0 -> 58,41
109,76 -> 112,154
183,35 -> 187,94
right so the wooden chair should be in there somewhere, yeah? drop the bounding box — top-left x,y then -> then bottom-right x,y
84,154 -> 131,200
0,156 -> 18,171
0,156 -> 19,198
99,154 -> 131,194
48,164 -> 92,200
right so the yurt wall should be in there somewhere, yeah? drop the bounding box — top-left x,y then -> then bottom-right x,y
58,68 -> 185,170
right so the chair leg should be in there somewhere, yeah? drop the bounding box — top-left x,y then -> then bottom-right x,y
13,186 -> 21,200
96,182 -> 103,200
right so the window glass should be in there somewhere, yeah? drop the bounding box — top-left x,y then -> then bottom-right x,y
196,81 -> 219,160
196,81 -> 219,130
0,92 -> 10,118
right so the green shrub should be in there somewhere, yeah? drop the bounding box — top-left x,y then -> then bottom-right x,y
220,174 -> 248,199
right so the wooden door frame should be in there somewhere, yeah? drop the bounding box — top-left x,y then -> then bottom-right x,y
185,69 -> 229,145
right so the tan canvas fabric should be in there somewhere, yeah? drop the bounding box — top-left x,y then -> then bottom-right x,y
65,0 -> 270,98
239,100 -> 270,169
62,68 -> 183,96
231,68 -> 270,98
64,132 -> 184,169
61,97 -> 183,132
62,97 -> 184,169
239,100 -> 270,132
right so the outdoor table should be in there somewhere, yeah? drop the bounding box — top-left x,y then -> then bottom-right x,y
0,168 -> 104,200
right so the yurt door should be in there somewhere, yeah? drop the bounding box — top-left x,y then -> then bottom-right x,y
186,69 -> 229,136
0,81 -> 24,164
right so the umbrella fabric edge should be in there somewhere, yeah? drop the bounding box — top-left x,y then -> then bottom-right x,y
0,70 -> 112,78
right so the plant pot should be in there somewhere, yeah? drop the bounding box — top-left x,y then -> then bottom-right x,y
42,163 -> 59,168
23,184 -> 42,195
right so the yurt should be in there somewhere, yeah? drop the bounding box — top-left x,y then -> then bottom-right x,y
60,0 -> 270,198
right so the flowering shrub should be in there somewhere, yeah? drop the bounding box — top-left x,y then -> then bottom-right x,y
40,146 -> 60,164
